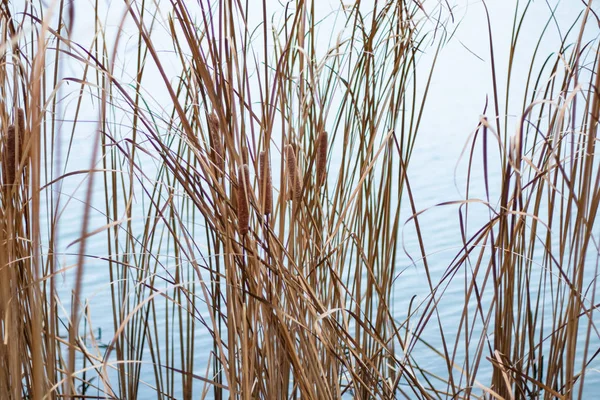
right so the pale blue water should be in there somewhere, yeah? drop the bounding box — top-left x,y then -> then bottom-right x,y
24,0 -> 600,398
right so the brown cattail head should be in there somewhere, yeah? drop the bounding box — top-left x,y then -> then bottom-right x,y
207,112 -> 224,173
241,145 -> 249,165
16,108 -> 25,135
207,111 -> 219,131
316,131 -> 327,187
285,145 -> 302,202
236,164 -> 251,236
16,108 -> 26,160
259,151 -> 272,215
208,112 -> 223,171
3,125 -> 16,186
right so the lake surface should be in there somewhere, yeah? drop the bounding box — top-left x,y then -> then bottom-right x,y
27,0 -> 600,397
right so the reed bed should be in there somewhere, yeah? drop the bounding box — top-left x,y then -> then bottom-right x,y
0,0 -> 598,399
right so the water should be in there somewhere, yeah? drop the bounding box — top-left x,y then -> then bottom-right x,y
24,0 -> 600,397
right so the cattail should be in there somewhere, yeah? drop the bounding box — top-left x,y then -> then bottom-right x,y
259,151 -> 272,215
16,108 -> 26,160
316,131 -> 327,187
16,108 -> 25,136
3,125 -> 16,186
288,142 -> 300,199
236,164 -> 251,236
241,145 -> 249,165
285,145 -> 302,202
207,112 -> 224,173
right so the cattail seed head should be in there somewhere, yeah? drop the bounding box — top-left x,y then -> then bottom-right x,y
259,151 -> 272,215
285,144 -> 302,202
236,164 -> 251,236
16,108 -> 25,135
16,108 -> 26,161
3,125 -> 16,186
241,145 -> 249,165
208,112 -> 224,174
316,131 -> 327,187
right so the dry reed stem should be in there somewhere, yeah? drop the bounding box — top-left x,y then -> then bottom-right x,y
208,112 -> 224,173
285,145 -> 302,202
259,151 -> 272,215
316,131 -> 327,187
16,108 -> 26,168
237,164 -> 251,236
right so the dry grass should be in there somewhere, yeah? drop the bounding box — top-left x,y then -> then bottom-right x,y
0,0 -> 598,399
